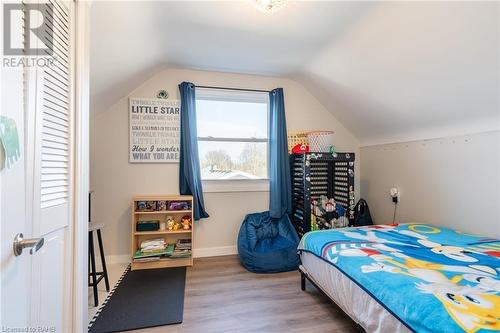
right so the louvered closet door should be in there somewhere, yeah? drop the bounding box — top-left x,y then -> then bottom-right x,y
29,0 -> 74,331
37,0 -> 71,225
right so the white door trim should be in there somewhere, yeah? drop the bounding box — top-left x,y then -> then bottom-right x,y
72,1 -> 91,332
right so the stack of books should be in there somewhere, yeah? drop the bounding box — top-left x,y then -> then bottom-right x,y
172,239 -> 192,258
133,238 -> 174,262
141,238 -> 165,252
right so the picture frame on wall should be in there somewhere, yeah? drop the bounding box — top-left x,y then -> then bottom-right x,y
129,98 -> 181,163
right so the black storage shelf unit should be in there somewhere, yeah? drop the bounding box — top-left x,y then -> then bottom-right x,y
291,152 -> 355,237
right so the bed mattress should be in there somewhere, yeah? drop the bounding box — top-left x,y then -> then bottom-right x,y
298,224 -> 500,333
300,251 -> 411,333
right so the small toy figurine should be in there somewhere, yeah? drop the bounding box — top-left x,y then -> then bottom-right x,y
166,216 -> 175,231
172,221 -> 181,231
157,201 -> 167,211
144,201 -> 156,211
181,215 -> 191,230
292,144 -> 309,154
136,201 -> 147,211
169,201 -> 190,211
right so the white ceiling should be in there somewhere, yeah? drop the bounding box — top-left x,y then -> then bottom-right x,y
90,1 -> 500,145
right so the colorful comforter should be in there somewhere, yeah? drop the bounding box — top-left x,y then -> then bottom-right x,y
298,224 -> 500,333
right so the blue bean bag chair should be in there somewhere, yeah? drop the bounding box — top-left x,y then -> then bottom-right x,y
237,211 -> 300,273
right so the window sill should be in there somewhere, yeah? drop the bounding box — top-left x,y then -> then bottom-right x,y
202,179 -> 270,193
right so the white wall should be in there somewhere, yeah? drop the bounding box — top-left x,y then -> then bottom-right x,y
90,68 -> 360,257
360,131 -> 500,238
299,1 -> 499,146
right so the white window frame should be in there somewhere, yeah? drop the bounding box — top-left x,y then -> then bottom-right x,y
196,88 -> 270,193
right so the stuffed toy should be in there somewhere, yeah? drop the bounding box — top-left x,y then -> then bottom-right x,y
181,215 -> 192,230
291,144 -> 309,154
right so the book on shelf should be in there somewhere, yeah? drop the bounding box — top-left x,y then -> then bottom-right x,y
171,250 -> 192,258
140,238 -> 171,253
176,239 -> 191,248
133,243 -> 174,259
171,238 -> 192,258
133,256 -> 161,263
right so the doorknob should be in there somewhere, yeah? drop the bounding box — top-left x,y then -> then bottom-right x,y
13,233 -> 44,256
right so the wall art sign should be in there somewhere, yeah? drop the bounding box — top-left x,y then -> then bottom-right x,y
129,98 -> 180,163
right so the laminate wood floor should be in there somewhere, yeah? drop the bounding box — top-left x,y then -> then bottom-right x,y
128,255 -> 359,333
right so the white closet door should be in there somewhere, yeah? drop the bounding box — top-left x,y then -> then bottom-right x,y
0,1 -> 30,329
29,1 -> 74,331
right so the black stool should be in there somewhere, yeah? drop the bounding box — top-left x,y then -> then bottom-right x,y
88,222 -> 110,307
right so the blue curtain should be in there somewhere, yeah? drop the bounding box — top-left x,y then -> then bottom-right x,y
178,82 -> 209,220
269,88 -> 292,218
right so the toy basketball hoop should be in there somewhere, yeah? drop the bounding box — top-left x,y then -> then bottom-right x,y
308,131 -> 334,152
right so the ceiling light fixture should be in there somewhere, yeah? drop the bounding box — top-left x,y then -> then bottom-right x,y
253,0 -> 287,14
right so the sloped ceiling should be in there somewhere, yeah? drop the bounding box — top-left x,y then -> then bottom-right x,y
90,1 -> 499,145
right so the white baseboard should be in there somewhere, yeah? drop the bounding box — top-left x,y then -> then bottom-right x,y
193,245 -> 237,258
100,246 -> 237,265
97,254 -> 130,265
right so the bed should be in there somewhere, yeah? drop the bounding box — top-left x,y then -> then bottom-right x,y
297,224 -> 500,333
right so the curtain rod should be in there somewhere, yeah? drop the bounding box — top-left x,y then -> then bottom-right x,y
194,85 -> 271,94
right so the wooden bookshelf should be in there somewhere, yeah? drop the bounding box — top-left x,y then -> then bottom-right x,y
131,195 -> 193,271
133,210 -> 192,215
134,230 -> 192,236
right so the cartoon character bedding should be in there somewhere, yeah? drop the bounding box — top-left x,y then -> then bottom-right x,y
298,224 -> 499,333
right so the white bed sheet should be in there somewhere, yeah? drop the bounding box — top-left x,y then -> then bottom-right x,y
300,251 -> 412,333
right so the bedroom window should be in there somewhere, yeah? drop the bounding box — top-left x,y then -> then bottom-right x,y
195,88 -> 269,192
